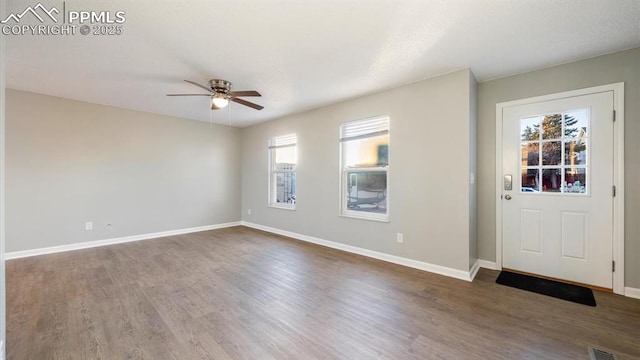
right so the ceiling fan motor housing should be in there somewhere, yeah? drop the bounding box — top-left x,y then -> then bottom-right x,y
209,79 -> 232,96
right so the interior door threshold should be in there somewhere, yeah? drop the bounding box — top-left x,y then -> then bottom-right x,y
502,268 -> 612,293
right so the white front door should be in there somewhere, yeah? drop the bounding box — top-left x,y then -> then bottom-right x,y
501,91 -> 614,289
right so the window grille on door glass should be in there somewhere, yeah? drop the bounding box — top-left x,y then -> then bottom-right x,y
520,109 -> 588,194
340,116 -> 389,221
269,134 -> 297,209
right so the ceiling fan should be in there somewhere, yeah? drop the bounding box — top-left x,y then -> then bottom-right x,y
167,79 -> 263,110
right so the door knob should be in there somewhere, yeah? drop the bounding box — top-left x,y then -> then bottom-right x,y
505,195 -> 512,200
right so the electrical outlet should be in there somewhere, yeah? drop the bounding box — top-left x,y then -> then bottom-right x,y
85,221 -> 93,231
397,233 -> 403,243
248,209 -> 252,215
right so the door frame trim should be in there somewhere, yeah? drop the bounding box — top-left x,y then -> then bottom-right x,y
495,83 -> 625,295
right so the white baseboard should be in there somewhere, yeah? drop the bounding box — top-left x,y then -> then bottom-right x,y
625,287 -> 640,300
469,259 -> 481,281
5,221 -> 241,260
478,260 -> 498,270
241,221 -> 476,282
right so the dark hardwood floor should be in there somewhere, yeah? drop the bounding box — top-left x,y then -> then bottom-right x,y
6,226 -> 640,359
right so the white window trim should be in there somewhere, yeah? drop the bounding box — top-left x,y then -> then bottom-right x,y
268,134 -> 297,210
339,116 -> 390,222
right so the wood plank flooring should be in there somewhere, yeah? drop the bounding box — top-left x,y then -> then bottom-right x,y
6,226 -> 640,359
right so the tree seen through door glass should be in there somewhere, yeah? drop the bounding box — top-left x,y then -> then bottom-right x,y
565,140 -> 587,165
542,168 -> 562,192
564,109 -> 588,138
521,116 -> 540,141
542,114 -> 562,139
521,168 -> 540,192
542,141 -> 561,165
521,142 -> 539,166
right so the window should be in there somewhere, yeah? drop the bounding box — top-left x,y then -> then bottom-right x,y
520,109 -> 588,194
269,134 -> 297,209
340,116 -> 389,221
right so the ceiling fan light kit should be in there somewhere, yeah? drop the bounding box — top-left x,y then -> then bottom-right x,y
167,79 -> 264,111
211,93 -> 229,109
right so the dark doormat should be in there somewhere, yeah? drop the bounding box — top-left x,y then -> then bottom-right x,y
496,271 -> 596,306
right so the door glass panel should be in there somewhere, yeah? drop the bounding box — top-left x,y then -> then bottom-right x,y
519,108 -> 589,195
565,140 -> 587,165
542,114 -> 562,139
521,116 -> 540,141
521,142 -> 539,166
564,109 -> 588,139
564,168 -> 586,193
521,168 -> 539,192
542,168 -> 562,192
542,141 -> 561,165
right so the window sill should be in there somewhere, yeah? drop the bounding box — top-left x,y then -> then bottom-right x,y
269,204 -> 296,211
339,213 -> 390,223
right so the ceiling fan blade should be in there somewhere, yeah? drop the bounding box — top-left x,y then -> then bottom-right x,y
167,94 -> 212,96
232,97 -> 264,110
230,90 -> 261,97
184,80 -> 213,93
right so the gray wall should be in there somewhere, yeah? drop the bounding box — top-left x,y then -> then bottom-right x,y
477,47 -> 640,287
469,73 -> 478,268
0,0 -> 6,351
6,90 -> 242,253
242,69 -> 476,272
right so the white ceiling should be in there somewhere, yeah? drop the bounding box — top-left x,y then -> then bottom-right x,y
6,0 -> 640,127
